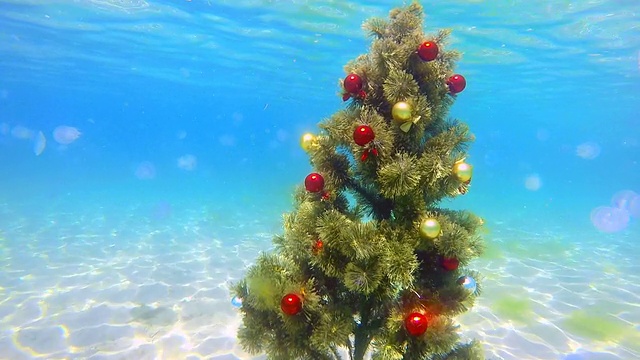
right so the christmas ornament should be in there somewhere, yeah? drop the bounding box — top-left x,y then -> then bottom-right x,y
361,148 -> 379,161
353,125 -> 378,161
442,257 -> 460,271
392,101 -> 412,123
280,293 -> 303,315
453,160 -> 473,182
447,74 -> 466,94
404,312 -> 429,336
457,275 -> 477,294
313,239 -> 324,253
231,295 -> 243,308
344,74 -> 363,93
300,133 -> 318,152
392,101 -> 421,132
342,73 -> 366,101
304,173 -> 325,193
419,218 -> 441,239
417,41 -> 438,61
353,125 -> 375,146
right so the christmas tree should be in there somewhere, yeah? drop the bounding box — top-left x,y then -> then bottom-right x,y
232,2 -> 485,359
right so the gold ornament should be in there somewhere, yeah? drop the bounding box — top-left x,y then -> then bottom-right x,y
392,101 -> 421,132
453,160 -> 473,182
392,101 -> 412,123
300,133 -> 318,151
399,116 -> 421,133
419,218 -> 441,239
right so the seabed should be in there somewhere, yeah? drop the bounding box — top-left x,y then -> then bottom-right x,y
0,198 -> 638,360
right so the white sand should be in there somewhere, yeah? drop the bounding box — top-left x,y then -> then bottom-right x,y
0,202 -> 638,360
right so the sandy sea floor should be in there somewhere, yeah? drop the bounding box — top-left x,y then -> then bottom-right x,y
0,199 -> 638,360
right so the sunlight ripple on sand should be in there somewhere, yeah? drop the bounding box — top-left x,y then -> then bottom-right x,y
0,207 -> 637,360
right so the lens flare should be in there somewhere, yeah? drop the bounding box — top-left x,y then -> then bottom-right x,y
524,174 -> 542,191
590,206 -> 630,233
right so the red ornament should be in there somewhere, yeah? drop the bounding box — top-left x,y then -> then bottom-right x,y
353,125 -> 378,161
342,74 -> 366,101
313,239 -> 324,253
404,312 -> 429,336
442,257 -> 460,271
343,74 -> 363,93
360,147 -> 379,161
447,74 -> 466,94
304,173 -> 325,193
417,41 -> 439,61
280,293 -> 303,315
353,125 -> 375,146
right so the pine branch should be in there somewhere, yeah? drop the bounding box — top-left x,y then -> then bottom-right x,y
344,177 -> 393,221
362,17 -> 388,38
353,297 -> 375,360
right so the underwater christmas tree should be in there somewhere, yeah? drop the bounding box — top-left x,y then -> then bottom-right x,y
233,2 -> 485,359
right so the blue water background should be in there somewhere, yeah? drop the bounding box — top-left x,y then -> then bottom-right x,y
0,1 -> 639,358
2,1 -> 638,236
1,1 -> 639,231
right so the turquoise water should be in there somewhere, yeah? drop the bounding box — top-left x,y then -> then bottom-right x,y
0,1 -> 639,359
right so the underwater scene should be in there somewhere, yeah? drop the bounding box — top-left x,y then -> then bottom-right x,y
0,1 -> 639,359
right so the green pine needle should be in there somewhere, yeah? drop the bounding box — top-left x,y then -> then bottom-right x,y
378,153 -> 421,198
383,69 -> 419,105
344,262 -> 383,295
362,17 -> 388,38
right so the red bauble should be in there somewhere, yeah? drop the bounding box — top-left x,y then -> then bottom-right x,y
353,125 -> 375,146
442,257 -> 460,271
343,74 -> 363,94
417,41 -> 439,61
313,239 -> 324,253
447,74 -> 466,94
404,312 -> 429,336
304,173 -> 325,193
280,293 -> 303,315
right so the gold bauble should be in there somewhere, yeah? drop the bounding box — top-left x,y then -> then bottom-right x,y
419,218 -> 441,239
453,161 -> 473,182
300,133 -> 318,151
392,101 -> 413,123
